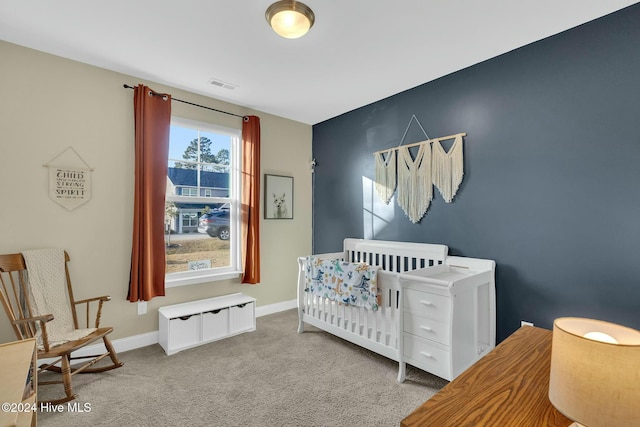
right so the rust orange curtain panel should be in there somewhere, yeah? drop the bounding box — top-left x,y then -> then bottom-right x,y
241,116 -> 261,284
128,85 -> 172,302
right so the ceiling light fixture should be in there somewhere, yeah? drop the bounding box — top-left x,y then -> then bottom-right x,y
265,0 -> 315,39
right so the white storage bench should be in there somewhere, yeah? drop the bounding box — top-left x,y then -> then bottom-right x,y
158,293 -> 256,355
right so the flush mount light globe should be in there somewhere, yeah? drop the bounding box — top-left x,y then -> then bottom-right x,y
266,0 -> 315,39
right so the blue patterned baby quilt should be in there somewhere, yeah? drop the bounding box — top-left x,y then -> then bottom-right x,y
303,256 -> 380,310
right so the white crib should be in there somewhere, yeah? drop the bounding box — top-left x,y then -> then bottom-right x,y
297,238 -> 449,379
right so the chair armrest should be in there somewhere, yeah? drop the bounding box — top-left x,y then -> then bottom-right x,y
12,314 -> 55,352
12,314 -> 54,325
74,295 -> 111,328
74,295 -> 111,305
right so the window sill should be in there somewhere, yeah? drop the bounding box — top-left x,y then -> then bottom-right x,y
165,270 -> 243,288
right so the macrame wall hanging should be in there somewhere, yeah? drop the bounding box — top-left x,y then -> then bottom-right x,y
373,115 -> 466,223
374,149 -> 396,204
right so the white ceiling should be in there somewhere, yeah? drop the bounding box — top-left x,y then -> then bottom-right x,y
1,1 -> 637,125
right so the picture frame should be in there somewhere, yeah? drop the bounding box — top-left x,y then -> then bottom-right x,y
264,174 -> 293,219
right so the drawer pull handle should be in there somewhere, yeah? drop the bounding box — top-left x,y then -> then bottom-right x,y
419,351 -> 434,359
419,300 -> 434,306
419,325 -> 433,332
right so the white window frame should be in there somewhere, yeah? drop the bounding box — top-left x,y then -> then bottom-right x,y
165,117 -> 242,287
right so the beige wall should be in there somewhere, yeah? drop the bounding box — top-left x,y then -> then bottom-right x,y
0,41 -> 313,344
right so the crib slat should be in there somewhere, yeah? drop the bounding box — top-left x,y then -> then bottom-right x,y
342,303 -> 347,329
310,294 -> 314,318
355,306 -> 359,334
372,309 -> 376,341
376,292 -> 383,344
311,294 -> 316,318
352,306 -> 358,334
328,298 -> 334,326
353,306 -> 357,334
316,296 -> 321,320
306,292 -> 311,317
390,290 -> 398,347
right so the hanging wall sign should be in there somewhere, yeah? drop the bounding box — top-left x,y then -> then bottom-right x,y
43,147 -> 94,211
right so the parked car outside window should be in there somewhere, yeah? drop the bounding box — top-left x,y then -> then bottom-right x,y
198,210 -> 230,240
213,202 -> 230,212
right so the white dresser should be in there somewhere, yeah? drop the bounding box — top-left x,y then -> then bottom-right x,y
398,256 -> 496,381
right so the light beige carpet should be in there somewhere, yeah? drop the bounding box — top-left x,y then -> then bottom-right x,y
38,309 -> 446,426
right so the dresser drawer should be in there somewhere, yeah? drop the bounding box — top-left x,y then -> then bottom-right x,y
404,335 -> 451,380
403,288 -> 450,320
403,312 -> 450,346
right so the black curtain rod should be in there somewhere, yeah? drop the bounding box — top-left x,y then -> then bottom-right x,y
123,84 -> 246,120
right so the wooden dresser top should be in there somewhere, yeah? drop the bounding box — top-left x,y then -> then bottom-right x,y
401,326 -> 572,427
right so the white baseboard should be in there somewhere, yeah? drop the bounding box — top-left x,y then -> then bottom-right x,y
113,331 -> 159,353
40,331 -> 159,365
42,298 -> 297,364
255,299 -> 296,318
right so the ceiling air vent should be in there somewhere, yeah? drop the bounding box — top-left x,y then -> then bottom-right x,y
208,78 -> 238,90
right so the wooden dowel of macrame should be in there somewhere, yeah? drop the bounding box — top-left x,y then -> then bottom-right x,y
372,132 -> 467,156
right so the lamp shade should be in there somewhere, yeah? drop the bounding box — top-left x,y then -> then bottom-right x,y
549,317 -> 640,427
266,0 -> 315,39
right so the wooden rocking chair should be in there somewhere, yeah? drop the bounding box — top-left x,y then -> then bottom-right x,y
0,250 -> 123,404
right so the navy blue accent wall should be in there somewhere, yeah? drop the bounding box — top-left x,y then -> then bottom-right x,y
312,5 -> 640,341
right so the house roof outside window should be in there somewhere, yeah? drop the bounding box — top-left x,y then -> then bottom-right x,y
167,167 -> 229,211
167,167 -> 229,189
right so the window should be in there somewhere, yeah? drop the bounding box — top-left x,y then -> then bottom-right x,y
181,187 -> 198,197
165,117 -> 242,287
181,212 -> 198,228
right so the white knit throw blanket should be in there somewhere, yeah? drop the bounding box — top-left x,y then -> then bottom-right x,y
432,134 -> 464,203
397,144 -> 432,223
374,149 -> 396,204
22,248 -> 96,349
